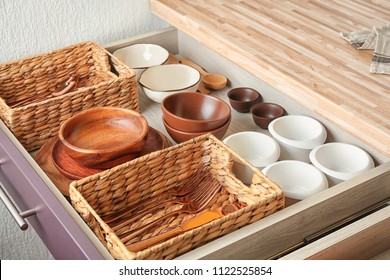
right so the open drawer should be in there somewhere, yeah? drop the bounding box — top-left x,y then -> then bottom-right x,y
1,27 -> 389,259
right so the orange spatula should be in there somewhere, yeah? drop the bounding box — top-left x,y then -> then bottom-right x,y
126,203 -> 243,252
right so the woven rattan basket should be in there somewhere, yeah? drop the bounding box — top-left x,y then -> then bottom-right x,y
69,134 -> 284,260
0,41 -> 138,151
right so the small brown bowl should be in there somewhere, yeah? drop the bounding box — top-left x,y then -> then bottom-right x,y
162,91 -> 231,132
250,102 -> 285,129
58,107 -> 148,168
163,116 -> 231,143
227,87 -> 262,113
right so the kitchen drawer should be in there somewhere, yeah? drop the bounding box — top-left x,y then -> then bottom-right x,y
1,27 -> 389,259
0,122 -> 112,259
280,204 -> 390,260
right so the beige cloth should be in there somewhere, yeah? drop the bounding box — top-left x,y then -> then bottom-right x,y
341,23 -> 390,75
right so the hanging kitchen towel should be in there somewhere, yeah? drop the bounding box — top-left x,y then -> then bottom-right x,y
340,23 -> 390,75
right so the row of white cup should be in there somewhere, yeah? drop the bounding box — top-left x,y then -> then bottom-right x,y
223,115 -> 375,205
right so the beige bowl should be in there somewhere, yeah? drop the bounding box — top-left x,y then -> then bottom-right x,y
139,64 -> 201,103
113,44 -> 169,77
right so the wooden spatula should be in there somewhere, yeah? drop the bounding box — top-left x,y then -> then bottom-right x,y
126,203 -> 243,252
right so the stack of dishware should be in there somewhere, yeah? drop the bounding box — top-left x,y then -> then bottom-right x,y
161,92 -> 231,143
53,107 -> 149,179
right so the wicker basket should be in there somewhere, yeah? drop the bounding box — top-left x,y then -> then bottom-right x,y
0,41 -> 138,151
69,134 -> 284,260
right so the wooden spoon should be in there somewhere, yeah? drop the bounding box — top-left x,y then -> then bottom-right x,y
178,58 -> 228,90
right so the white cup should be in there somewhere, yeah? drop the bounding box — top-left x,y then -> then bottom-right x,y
223,131 -> 280,184
268,115 -> 327,162
262,160 -> 328,205
310,142 -> 375,186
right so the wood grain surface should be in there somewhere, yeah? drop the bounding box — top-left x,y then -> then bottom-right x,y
151,0 -> 390,157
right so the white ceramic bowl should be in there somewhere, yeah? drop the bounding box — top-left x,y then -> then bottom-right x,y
139,64 -> 201,103
223,131 -> 280,184
223,132 -> 280,167
113,44 -> 169,77
269,115 -> 327,162
310,142 -> 375,186
262,160 -> 328,202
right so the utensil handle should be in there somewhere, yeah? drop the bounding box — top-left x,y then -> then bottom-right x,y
0,181 -> 36,230
104,191 -> 171,225
127,226 -> 183,252
112,200 -> 176,231
178,58 -> 207,76
120,211 -> 178,244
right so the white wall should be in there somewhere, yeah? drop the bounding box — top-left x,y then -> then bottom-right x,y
0,0 -> 169,259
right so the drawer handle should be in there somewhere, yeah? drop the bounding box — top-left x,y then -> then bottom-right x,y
0,182 -> 36,230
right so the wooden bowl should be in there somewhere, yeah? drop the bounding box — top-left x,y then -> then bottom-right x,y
227,87 -> 262,113
163,116 -> 231,143
162,91 -> 231,132
250,102 -> 285,129
58,107 -> 148,168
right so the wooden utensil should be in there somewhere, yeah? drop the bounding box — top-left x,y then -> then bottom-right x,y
118,175 -> 223,243
104,169 -> 209,225
178,58 -> 227,90
113,171 -> 220,233
126,203 -> 244,252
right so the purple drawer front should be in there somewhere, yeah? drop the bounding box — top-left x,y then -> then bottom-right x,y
0,128 -> 105,259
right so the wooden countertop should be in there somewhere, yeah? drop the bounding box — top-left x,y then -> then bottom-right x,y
151,0 -> 390,157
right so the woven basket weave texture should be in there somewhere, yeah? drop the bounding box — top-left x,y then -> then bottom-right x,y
70,134 -> 284,260
0,41 -> 138,151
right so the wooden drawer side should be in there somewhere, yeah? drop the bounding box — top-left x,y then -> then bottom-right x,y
281,205 -> 390,260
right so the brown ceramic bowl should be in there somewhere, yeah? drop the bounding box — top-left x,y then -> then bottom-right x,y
163,116 -> 231,143
58,107 -> 148,168
250,102 -> 285,129
227,87 -> 262,113
162,91 -> 231,132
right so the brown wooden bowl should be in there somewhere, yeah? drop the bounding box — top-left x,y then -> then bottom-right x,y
250,102 -> 285,129
162,91 -> 231,132
58,107 -> 148,168
163,116 -> 231,143
227,87 -> 262,113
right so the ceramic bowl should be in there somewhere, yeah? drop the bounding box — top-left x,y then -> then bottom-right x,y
139,64 -> 201,103
227,87 -> 262,113
310,142 -> 375,186
251,102 -> 285,129
163,116 -> 231,143
269,115 -> 327,162
58,107 -> 148,168
113,44 -> 169,77
223,131 -> 280,184
262,160 -> 328,205
223,131 -> 280,168
162,92 -> 231,132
